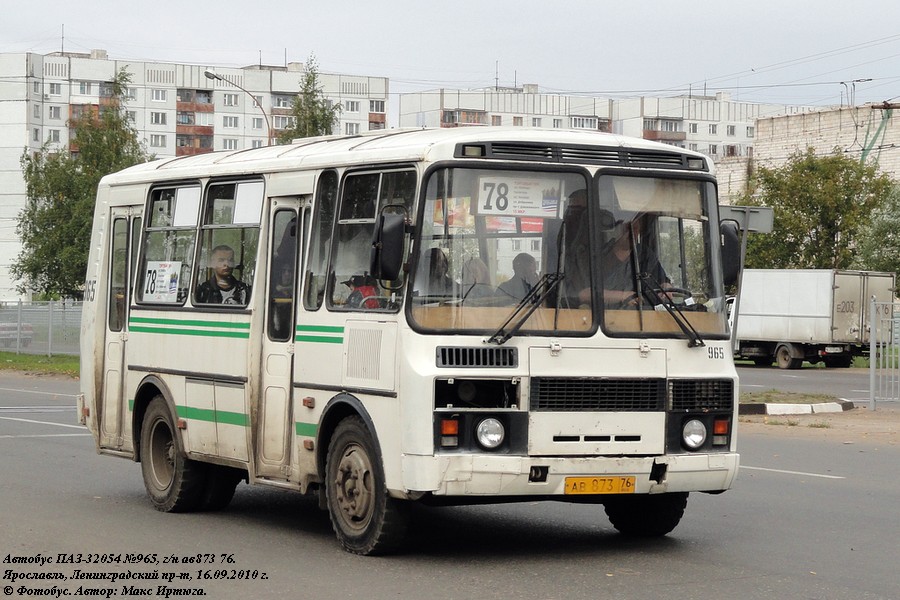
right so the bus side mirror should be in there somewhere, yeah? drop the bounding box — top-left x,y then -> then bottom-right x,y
720,219 -> 741,287
370,211 -> 406,281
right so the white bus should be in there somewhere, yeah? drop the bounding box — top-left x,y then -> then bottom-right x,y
80,128 -> 742,555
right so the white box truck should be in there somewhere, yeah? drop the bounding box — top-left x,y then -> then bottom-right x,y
731,269 -> 895,369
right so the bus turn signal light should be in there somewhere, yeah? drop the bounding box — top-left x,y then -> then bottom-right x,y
440,418 -> 459,447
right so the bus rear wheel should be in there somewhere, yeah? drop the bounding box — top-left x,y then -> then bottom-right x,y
325,416 -> 408,555
605,492 -> 688,537
140,398 -> 206,513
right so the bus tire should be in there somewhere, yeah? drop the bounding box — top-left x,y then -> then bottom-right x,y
201,466 -> 243,511
140,398 -> 207,513
605,492 -> 688,537
325,416 -> 408,555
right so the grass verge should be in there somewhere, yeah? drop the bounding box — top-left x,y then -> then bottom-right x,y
740,389 -> 839,404
0,352 -> 79,377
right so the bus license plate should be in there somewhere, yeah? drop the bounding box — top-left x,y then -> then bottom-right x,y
564,476 -> 635,495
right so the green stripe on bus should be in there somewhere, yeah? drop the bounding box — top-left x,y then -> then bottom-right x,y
130,325 -> 250,339
295,335 -> 343,344
295,422 -> 317,437
130,316 -> 250,330
295,325 -> 344,333
175,405 -> 249,427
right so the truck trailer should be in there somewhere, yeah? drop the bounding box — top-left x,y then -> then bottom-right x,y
731,269 -> 895,369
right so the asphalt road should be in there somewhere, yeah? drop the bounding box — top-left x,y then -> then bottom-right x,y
736,364 -> 877,405
1,371 -> 898,600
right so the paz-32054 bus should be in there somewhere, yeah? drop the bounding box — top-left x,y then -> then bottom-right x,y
79,128 -> 741,555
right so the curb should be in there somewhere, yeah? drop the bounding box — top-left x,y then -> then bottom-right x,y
739,400 -> 855,416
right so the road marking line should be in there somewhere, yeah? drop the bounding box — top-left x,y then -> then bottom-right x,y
742,465 -> 845,480
0,416 -> 85,429
0,386 -> 78,398
0,433 -> 91,439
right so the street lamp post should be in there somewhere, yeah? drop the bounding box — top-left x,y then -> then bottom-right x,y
204,69 -> 272,146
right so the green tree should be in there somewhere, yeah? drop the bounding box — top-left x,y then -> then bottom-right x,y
853,185 -> 900,274
14,68 -> 149,298
740,148 -> 894,270
278,54 -> 341,143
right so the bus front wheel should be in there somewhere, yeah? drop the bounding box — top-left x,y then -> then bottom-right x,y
605,492 -> 688,537
140,398 -> 206,513
325,416 -> 408,555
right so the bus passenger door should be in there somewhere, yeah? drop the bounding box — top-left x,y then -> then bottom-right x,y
100,207 -> 141,449
256,199 -> 305,480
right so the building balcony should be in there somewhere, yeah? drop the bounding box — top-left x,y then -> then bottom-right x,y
176,125 -> 214,136
643,130 -> 686,142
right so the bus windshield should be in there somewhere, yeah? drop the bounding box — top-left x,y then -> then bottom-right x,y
408,167 -> 728,340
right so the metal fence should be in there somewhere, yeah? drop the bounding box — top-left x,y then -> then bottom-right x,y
869,299 -> 900,409
0,300 -> 82,356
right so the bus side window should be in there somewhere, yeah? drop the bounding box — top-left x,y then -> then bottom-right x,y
268,209 -> 298,341
303,170 -> 337,311
138,186 -> 199,305
330,173 -> 379,308
193,181 -> 262,307
108,217 -> 128,331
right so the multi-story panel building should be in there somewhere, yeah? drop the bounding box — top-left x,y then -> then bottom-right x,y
0,50 -> 389,300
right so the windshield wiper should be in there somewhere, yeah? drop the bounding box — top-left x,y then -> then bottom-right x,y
486,273 -> 564,345
640,272 -> 705,348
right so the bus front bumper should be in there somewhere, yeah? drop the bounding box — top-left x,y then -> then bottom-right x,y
399,452 -> 739,498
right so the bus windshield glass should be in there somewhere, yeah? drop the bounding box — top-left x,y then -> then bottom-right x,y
409,167 -> 728,339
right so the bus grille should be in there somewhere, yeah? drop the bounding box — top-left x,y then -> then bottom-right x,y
436,346 -> 518,368
530,377 -> 665,412
669,379 -> 734,412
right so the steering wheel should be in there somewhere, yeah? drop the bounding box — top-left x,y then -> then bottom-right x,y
618,286 -> 693,308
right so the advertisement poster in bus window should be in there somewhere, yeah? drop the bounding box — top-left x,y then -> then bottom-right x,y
143,261 -> 181,303
433,197 -> 475,230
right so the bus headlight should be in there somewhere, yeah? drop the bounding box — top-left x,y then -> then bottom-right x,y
682,419 -> 707,450
475,418 -> 505,449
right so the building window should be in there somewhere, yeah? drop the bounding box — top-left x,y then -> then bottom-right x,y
531,239 -> 541,252
368,121 -> 385,131
689,143 -> 698,152
48,129 -> 60,143
689,123 -> 698,134
571,116 -> 597,129
747,126 -> 755,138
369,100 -> 385,113
345,122 -> 360,135
177,112 -> 194,125
643,119 -> 657,131
223,93 -> 239,107
553,118 -> 563,128
223,138 -> 239,150
491,115 -> 502,126
33,81 -> 40,94
252,117 -> 263,130
150,112 -> 167,125
33,104 -> 40,119
708,124 -> 717,135
513,116 -> 523,126
532,118 -> 542,127
274,95 -> 293,108
662,120 -> 680,132
511,239 -> 521,251
727,125 -> 736,136
223,116 -> 239,128
152,89 -> 167,102
78,81 -> 93,95
197,112 -> 214,126
345,100 -> 360,112
708,144 -> 718,155
48,106 -> 61,120
125,87 -> 136,100
126,111 -> 137,123
32,128 -> 40,142
48,83 -> 62,96
150,134 -> 166,148
251,140 -> 264,148
273,115 -> 294,130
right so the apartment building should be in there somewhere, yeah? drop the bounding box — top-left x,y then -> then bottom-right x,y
0,50 -> 388,300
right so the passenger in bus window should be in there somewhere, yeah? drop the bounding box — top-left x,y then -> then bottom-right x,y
196,244 -> 251,305
416,248 -> 455,297
343,275 -> 379,309
460,257 -> 494,300
602,215 -> 670,308
497,253 -> 538,301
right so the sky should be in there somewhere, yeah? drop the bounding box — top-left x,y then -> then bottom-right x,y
4,0 -> 900,114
